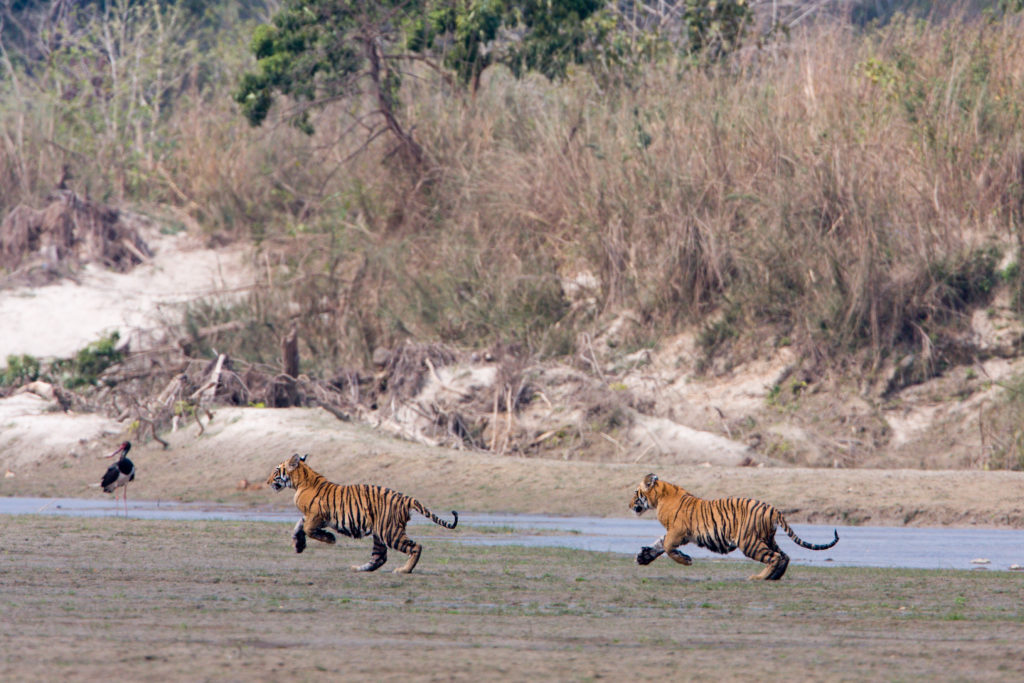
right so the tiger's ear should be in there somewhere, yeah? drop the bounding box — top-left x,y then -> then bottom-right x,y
300,453 -> 308,462
642,473 -> 659,490
286,453 -> 303,471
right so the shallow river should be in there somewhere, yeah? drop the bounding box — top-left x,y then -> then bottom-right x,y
5,497 -> 1024,572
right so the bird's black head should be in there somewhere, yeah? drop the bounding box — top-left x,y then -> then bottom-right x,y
108,441 -> 131,459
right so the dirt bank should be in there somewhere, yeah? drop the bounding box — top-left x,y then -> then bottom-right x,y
1,214 -> 1022,528
1,405 -> 1022,528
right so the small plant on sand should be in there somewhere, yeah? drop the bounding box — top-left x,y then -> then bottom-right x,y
1,354 -> 40,387
52,332 -> 124,389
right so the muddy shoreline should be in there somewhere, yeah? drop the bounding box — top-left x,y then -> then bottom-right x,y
2,406 -> 1022,529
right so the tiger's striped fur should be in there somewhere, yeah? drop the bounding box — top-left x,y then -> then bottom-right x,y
630,473 -> 838,580
266,453 -> 458,574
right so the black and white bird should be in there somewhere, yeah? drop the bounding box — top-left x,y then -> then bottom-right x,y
101,441 -> 134,516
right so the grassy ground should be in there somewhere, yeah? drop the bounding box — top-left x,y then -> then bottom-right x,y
2,516 -> 1022,681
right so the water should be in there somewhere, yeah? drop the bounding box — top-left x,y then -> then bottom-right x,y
456,513 -> 1024,572
4,497 -> 1023,572
8,497 -> 299,523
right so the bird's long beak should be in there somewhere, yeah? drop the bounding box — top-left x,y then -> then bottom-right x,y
106,444 -> 127,459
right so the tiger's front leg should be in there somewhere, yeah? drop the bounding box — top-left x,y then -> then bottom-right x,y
666,548 -> 694,565
302,517 -> 337,546
636,537 -> 666,565
664,530 -> 693,565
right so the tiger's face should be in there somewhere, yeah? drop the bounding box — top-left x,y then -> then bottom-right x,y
266,464 -> 292,491
630,488 -> 651,515
630,473 -> 659,515
266,454 -> 308,491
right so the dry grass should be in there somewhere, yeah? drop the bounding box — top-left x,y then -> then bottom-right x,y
2,515 -> 1024,681
3,8 -> 1024,379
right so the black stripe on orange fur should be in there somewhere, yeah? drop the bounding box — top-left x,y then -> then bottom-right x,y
630,473 -> 838,580
267,454 -> 457,573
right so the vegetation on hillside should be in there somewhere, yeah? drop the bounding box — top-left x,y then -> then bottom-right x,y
2,1 -> 1024,401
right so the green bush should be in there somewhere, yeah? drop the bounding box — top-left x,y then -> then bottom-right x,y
52,332 -> 125,388
1,354 -> 40,387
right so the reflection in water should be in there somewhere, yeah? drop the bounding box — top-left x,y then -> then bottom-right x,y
3,497 -> 1023,571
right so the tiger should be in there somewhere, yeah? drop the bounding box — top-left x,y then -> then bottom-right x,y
266,453 -> 458,574
629,473 -> 838,580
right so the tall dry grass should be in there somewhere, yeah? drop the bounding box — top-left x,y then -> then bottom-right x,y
3,8 -> 1024,379
371,11 -> 1024,378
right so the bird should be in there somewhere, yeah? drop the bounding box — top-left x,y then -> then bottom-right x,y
100,441 -> 134,516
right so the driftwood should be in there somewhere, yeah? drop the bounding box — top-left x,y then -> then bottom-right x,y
4,324 -> 517,454
275,325 -> 300,407
0,191 -> 152,281
282,325 -> 299,378
190,353 -> 226,404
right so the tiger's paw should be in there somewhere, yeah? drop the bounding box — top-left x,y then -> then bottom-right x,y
668,550 -> 693,565
351,562 -> 383,572
636,546 -> 660,565
293,532 -> 307,554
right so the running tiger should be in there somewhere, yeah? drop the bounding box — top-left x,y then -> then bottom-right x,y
266,453 -> 458,574
630,473 -> 838,580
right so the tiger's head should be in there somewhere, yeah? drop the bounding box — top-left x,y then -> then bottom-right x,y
267,453 -> 308,491
630,473 -> 660,515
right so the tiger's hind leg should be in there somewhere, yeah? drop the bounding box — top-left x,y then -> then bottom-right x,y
292,519 -> 307,554
742,538 -> 789,581
389,533 -> 422,574
765,552 -> 789,580
352,536 -> 388,572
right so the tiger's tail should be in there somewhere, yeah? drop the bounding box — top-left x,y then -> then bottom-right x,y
412,500 -> 459,529
778,514 -> 839,550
